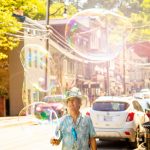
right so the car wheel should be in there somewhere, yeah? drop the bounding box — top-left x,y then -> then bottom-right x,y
130,128 -> 140,148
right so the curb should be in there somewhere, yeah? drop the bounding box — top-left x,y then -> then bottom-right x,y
0,116 -> 36,128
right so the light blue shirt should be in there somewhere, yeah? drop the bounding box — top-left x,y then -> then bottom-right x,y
57,113 -> 96,150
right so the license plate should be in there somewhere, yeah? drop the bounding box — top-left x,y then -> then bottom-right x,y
104,116 -> 112,121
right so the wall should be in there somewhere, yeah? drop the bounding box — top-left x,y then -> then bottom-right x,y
9,42 -> 24,116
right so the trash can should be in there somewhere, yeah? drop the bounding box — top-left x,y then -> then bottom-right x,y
142,122 -> 150,150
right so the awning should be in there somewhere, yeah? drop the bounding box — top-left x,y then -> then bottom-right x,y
129,41 -> 150,58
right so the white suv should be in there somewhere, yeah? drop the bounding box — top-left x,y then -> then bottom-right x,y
87,96 -> 149,148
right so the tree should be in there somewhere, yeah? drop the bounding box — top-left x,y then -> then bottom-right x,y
50,2 -> 77,18
82,0 -> 149,44
127,0 -> 150,43
0,0 -> 46,60
0,1 -> 22,56
0,0 -> 76,60
23,0 -> 46,20
83,0 -> 120,10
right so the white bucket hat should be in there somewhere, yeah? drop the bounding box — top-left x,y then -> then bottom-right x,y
65,87 -> 82,101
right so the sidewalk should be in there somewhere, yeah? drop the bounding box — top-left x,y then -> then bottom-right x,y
0,116 -> 35,128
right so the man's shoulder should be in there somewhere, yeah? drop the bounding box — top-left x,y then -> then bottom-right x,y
81,113 -> 90,119
60,114 -> 70,122
81,113 -> 91,122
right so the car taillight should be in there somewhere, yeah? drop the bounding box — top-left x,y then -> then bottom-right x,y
86,112 -> 90,116
146,112 -> 150,118
124,131 -> 131,135
126,112 -> 135,122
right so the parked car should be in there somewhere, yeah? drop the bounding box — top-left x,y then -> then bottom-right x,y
140,88 -> 150,93
35,102 -> 66,120
87,96 -> 149,148
137,99 -> 150,119
134,92 -> 150,99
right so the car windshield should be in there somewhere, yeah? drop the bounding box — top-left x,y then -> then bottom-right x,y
93,101 -> 129,111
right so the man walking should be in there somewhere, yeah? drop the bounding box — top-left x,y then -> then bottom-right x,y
50,87 -> 97,150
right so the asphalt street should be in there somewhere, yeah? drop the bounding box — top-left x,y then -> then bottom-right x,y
0,117 -> 142,150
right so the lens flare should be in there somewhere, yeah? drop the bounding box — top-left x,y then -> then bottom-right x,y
18,102 -> 61,139
20,44 -> 62,93
127,47 -> 150,67
65,8 -> 132,62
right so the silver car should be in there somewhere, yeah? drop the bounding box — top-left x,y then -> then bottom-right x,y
88,96 -> 149,148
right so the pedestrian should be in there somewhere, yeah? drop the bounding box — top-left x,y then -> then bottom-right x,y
50,87 -> 97,150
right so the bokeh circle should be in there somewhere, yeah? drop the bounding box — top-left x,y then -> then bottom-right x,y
20,44 -> 62,93
18,102 -> 62,139
65,8 -> 132,62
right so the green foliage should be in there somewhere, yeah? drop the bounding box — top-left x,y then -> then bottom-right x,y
50,2 -> 77,18
0,7 -> 21,56
0,53 -> 8,60
128,0 -> 150,43
22,0 -> 46,20
83,0 -> 120,10
82,0 -> 150,44
0,85 -> 8,98
0,0 -> 46,60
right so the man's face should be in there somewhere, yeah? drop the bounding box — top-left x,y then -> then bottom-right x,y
67,97 -> 81,113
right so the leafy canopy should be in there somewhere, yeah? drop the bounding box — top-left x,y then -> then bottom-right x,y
0,0 -> 46,60
50,2 -> 77,18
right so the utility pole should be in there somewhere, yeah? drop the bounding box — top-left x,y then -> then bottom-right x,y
76,0 -> 79,10
123,34 -> 126,95
46,0 -> 50,26
45,0 -> 50,92
106,61 -> 110,95
104,18 -> 110,96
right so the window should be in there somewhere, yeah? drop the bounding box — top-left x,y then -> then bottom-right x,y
139,101 -> 150,111
137,102 -> 143,112
63,59 -> 67,74
33,91 -> 39,102
90,31 -> 100,50
67,60 -> 74,74
133,101 -> 143,112
77,62 -> 83,75
28,48 -> 32,67
27,89 -> 31,104
133,101 -> 139,111
34,50 -> 38,68
93,101 -> 129,111
40,52 -> 43,69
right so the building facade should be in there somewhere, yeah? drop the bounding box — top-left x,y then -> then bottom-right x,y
8,17 -> 150,115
